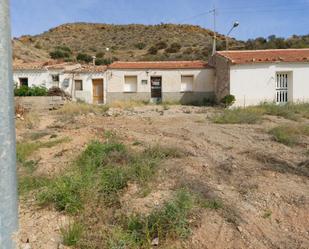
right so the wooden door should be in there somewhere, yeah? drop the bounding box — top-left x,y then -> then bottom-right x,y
92,79 -> 104,104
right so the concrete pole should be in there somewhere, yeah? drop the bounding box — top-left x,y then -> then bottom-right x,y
0,0 -> 19,248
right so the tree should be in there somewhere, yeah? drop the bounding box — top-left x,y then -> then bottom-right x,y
76,53 -> 92,63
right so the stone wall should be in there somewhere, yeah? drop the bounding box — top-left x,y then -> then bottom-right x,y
210,55 -> 231,102
15,96 -> 64,111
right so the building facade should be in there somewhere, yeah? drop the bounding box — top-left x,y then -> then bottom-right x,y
13,48 -> 309,107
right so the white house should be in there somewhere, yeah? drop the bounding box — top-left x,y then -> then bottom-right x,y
13,48 -> 309,106
210,49 -> 309,106
106,61 -> 215,104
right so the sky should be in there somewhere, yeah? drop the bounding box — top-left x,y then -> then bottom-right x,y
10,0 -> 309,41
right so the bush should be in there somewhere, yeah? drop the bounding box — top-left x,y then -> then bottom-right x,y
148,46 -> 158,55
61,222 -> 84,246
165,43 -> 181,53
269,125 -> 309,146
96,52 -> 105,58
134,42 -> 146,50
15,86 -> 48,96
77,53 -> 93,63
50,46 -> 72,59
95,58 -> 113,65
220,95 -> 236,107
155,41 -> 168,50
212,108 -> 263,124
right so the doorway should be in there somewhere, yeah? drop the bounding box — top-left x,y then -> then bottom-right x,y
151,76 -> 162,102
92,79 -> 104,104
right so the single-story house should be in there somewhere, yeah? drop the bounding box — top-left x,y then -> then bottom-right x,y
12,48 -> 309,106
106,61 -> 215,104
210,49 -> 309,106
13,62 -> 80,89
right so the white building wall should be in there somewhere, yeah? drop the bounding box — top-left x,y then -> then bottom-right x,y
230,63 -> 309,107
61,72 -> 105,104
107,68 -> 214,93
13,70 -> 51,88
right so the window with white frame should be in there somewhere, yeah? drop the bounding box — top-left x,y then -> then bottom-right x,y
276,73 -> 288,104
124,76 -> 137,92
75,80 -> 83,91
181,75 -> 194,92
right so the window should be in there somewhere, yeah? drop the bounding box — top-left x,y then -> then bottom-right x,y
124,76 -> 137,92
75,80 -> 83,91
181,75 -> 194,92
52,74 -> 60,82
19,78 -> 28,87
276,73 -> 288,104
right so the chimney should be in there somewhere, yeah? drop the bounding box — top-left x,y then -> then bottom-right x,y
92,56 -> 96,66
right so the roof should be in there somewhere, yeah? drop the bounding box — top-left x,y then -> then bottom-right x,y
216,49 -> 309,65
109,60 -> 209,69
65,65 -> 107,73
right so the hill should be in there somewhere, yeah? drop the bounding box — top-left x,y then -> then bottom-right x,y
13,23 -> 241,63
13,23 -> 309,64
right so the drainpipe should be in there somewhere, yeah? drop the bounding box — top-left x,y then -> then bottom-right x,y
0,0 -> 19,248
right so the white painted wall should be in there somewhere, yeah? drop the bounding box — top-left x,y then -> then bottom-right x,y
106,68 -> 215,93
230,63 -> 309,107
61,72 -> 105,104
13,70 -> 51,88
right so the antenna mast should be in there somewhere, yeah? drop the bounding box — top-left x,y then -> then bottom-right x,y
212,7 -> 217,55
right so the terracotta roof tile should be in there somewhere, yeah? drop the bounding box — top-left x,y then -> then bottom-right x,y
66,65 -> 107,73
217,49 -> 309,64
109,60 -> 209,69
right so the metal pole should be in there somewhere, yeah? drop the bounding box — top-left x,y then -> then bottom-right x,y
212,8 -> 217,55
0,0 -> 19,248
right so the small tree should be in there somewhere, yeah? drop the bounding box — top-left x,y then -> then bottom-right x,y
148,46 -> 158,55
76,53 -> 93,63
220,95 -> 236,108
135,42 -> 146,50
165,43 -> 181,53
155,41 -> 168,50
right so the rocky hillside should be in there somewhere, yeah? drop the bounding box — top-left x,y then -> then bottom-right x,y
13,23 -> 241,63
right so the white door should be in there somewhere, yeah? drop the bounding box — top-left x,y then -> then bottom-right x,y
276,73 -> 288,104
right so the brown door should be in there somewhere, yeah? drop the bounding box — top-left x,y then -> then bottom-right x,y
92,79 -> 104,104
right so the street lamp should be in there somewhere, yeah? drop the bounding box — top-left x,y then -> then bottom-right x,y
226,21 -> 239,51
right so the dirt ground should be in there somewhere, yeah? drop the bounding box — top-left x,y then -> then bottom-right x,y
16,105 -> 309,249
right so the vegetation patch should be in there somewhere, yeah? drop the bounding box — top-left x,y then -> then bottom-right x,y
19,176 -> 51,196
15,86 -> 48,96
55,102 -> 109,117
212,108 -> 263,124
269,124 -> 309,146
60,222 -> 84,246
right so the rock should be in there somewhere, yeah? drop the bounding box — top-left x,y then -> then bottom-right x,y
237,226 -> 243,233
151,237 -> 159,246
21,243 -> 32,249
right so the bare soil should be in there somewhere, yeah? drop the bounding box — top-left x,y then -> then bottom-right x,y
16,105 -> 309,249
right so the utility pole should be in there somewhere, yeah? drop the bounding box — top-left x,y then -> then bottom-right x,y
0,0 -> 19,248
211,7 -> 217,55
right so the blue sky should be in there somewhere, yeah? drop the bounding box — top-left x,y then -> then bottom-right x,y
11,0 -> 309,40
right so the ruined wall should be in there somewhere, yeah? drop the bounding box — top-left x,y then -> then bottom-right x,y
210,55 -> 231,102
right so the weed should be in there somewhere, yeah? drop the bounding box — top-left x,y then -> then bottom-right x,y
16,137 -> 71,163
132,141 -> 142,146
37,174 -> 84,214
262,210 -> 272,219
200,199 -> 223,210
25,131 -> 50,141
269,125 -> 309,146
19,176 -> 50,195
212,108 -> 263,124
56,102 -> 109,117
143,145 -> 185,159
123,189 -> 194,246
61,222 -> 84,246
16,112 -> 40,129
109,100 -> 148,109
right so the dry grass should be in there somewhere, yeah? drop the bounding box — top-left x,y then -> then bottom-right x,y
109,100 -> 149,109
55,102 -> 109,116
269,124 -> 309,146
16,112 -> 40,129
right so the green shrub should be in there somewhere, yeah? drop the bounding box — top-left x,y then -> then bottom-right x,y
61,222 -> 84,246
77,53 -> 93,63
14,86 -> 48,96
124,189 -> 194,246
19,176 -> 50,195
37,174 -> 84,214
155,41 -> 168,50
165,43 -> 181,53
95,58 -> 113,65
220,95 -> 236,107
269,125 -> 309,146
148,46 -> 158,55
50,47 -> 72,59
134,42 -> 146,50
212,108 -> 263,124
